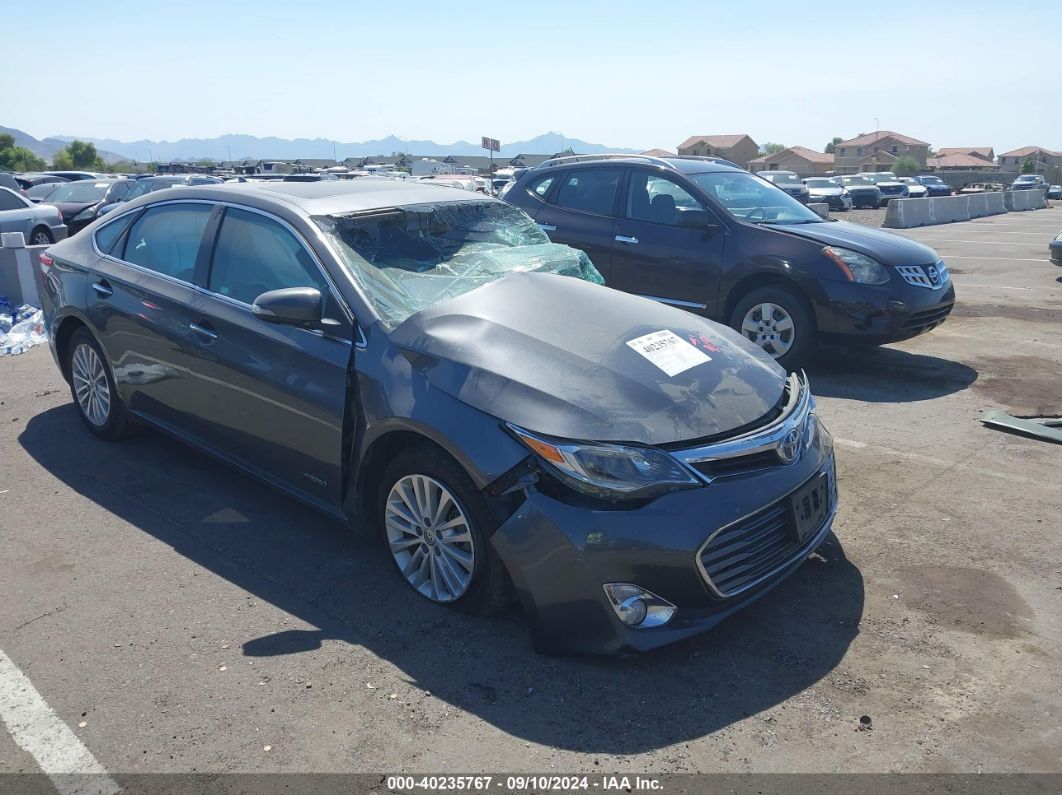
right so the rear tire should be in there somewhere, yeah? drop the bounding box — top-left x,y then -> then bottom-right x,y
30,226 -> 54,245
729,285 -> 817,371
66,327 -> 134,440
377,445 -> 512,616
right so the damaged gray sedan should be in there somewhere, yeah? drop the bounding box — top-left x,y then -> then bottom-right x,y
37,180 -> 837,654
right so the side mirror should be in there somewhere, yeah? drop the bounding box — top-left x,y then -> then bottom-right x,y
252,287 -> 322,326
678,210 -> 722,233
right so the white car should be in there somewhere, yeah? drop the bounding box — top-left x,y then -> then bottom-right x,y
899,177 -> 928,198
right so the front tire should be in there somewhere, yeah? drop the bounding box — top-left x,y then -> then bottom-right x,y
378,445 -> 512,616
729,285 -> 817,371
66,327 -> 133,440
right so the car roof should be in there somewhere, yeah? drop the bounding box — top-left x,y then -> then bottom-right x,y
532,156 -> 742,176
125,178 -> 493,216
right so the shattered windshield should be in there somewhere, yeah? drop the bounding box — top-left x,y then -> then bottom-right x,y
316,200 -> 604,328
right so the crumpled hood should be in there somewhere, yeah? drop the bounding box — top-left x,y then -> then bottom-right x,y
388,272 -> 787,445
771,220 -> 939,265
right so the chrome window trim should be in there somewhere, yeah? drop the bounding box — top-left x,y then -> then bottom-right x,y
695,462 -> 837,599
674,372 -> 812,482
92,198 -> 362,346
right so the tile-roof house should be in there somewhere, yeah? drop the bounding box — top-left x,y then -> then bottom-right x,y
641,148 -> 676,157
997,146 -> 1062,174
676,134 -> 759,168
926,153 -> 1002,171
747,146 -> 835,176
832,131 -> 929,174
936,147 -> 995,162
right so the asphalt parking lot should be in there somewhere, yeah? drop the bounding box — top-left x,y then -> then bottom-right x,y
1,207 -> 1060,778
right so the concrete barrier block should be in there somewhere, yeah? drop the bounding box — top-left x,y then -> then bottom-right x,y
967,193 -> 989,218
883,197 -> 932,228
986,192 -> 1006,215
1004,190 -> 1044,211
1,232 -> 27,249
807,202 -> 829,219
0,241 -> 46,307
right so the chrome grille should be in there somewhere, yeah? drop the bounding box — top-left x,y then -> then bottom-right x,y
675,372 -> 814,482
895,261 -> 950,290
697,467 -> 836,599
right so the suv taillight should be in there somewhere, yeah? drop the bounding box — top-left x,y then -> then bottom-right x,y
38,252 -> 54,275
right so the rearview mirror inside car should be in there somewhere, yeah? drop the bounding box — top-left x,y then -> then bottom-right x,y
678,210 -> 721,233
252,287 -> 322,326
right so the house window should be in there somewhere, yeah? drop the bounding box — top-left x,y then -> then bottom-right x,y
838,148 -> 845,156
857,147 -> 863,155
891,146 -> 898,153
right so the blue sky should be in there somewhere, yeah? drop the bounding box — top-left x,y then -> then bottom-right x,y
6,0 -> 1061,153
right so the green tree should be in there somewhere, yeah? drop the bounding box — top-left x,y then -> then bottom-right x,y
824,137 -> 843,154
762,142 -> 786,155
1021,158 -> 1035,174
0,133 -> 46,171
55,140 -> 100,170
893,155 -> 920,176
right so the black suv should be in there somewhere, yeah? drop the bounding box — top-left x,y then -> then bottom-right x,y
504,155 -> 955,368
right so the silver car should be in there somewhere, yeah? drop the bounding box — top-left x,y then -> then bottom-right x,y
0,186 -> 68,245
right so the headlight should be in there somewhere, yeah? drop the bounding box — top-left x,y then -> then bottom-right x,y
823,246 -> 890,285
507,424 -> 699,499
72,205 -> 100,221
1055,232 -> 1062,241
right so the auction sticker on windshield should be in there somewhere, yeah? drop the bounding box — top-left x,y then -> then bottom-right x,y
626,330 -> 710,377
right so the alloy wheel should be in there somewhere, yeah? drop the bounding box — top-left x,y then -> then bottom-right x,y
71,343 -> 111,426
32,230 -> 51,245
384,474 -> 475,603
741,302 -> 795,358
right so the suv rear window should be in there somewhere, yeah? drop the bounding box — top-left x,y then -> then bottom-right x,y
554,169 -> 621,216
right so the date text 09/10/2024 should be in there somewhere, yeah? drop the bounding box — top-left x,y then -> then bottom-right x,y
386,774 -> 664,791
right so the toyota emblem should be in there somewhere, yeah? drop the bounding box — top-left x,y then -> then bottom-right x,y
779,428 -> 802,463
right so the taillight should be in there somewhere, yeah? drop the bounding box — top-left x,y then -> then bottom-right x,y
38,252 -> 54,275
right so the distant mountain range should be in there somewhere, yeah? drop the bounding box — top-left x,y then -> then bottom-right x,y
4,125 -> 634,164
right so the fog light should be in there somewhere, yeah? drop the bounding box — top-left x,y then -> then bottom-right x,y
603,583 -> 676,629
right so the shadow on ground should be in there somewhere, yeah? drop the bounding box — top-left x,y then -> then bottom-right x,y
20,405 -> 864,754
806,345 -> 977,402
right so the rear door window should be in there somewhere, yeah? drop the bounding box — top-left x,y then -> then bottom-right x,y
554,169 -> 622,216
121,203 -> 212,282
527,174 -> 555,198
626,172 -> 704,226
0,190 -> 24,211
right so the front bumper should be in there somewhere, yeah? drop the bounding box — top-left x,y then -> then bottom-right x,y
814,194 -> 853,210
491,417 -> 836,655
847,190 -> 880,207
1050,240 -> 1062,265
66,217 -> 95,236
808,270 -> 955,343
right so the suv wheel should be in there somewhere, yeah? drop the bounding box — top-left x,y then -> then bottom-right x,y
730,285 -> 816,371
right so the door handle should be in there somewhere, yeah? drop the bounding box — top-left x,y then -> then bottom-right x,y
614,235 -> 639,245
537,223 -> 557,232
189,322 -> 218,342
91,280 -> 113,297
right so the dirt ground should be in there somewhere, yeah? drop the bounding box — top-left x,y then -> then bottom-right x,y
1,208 -> 1060,779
